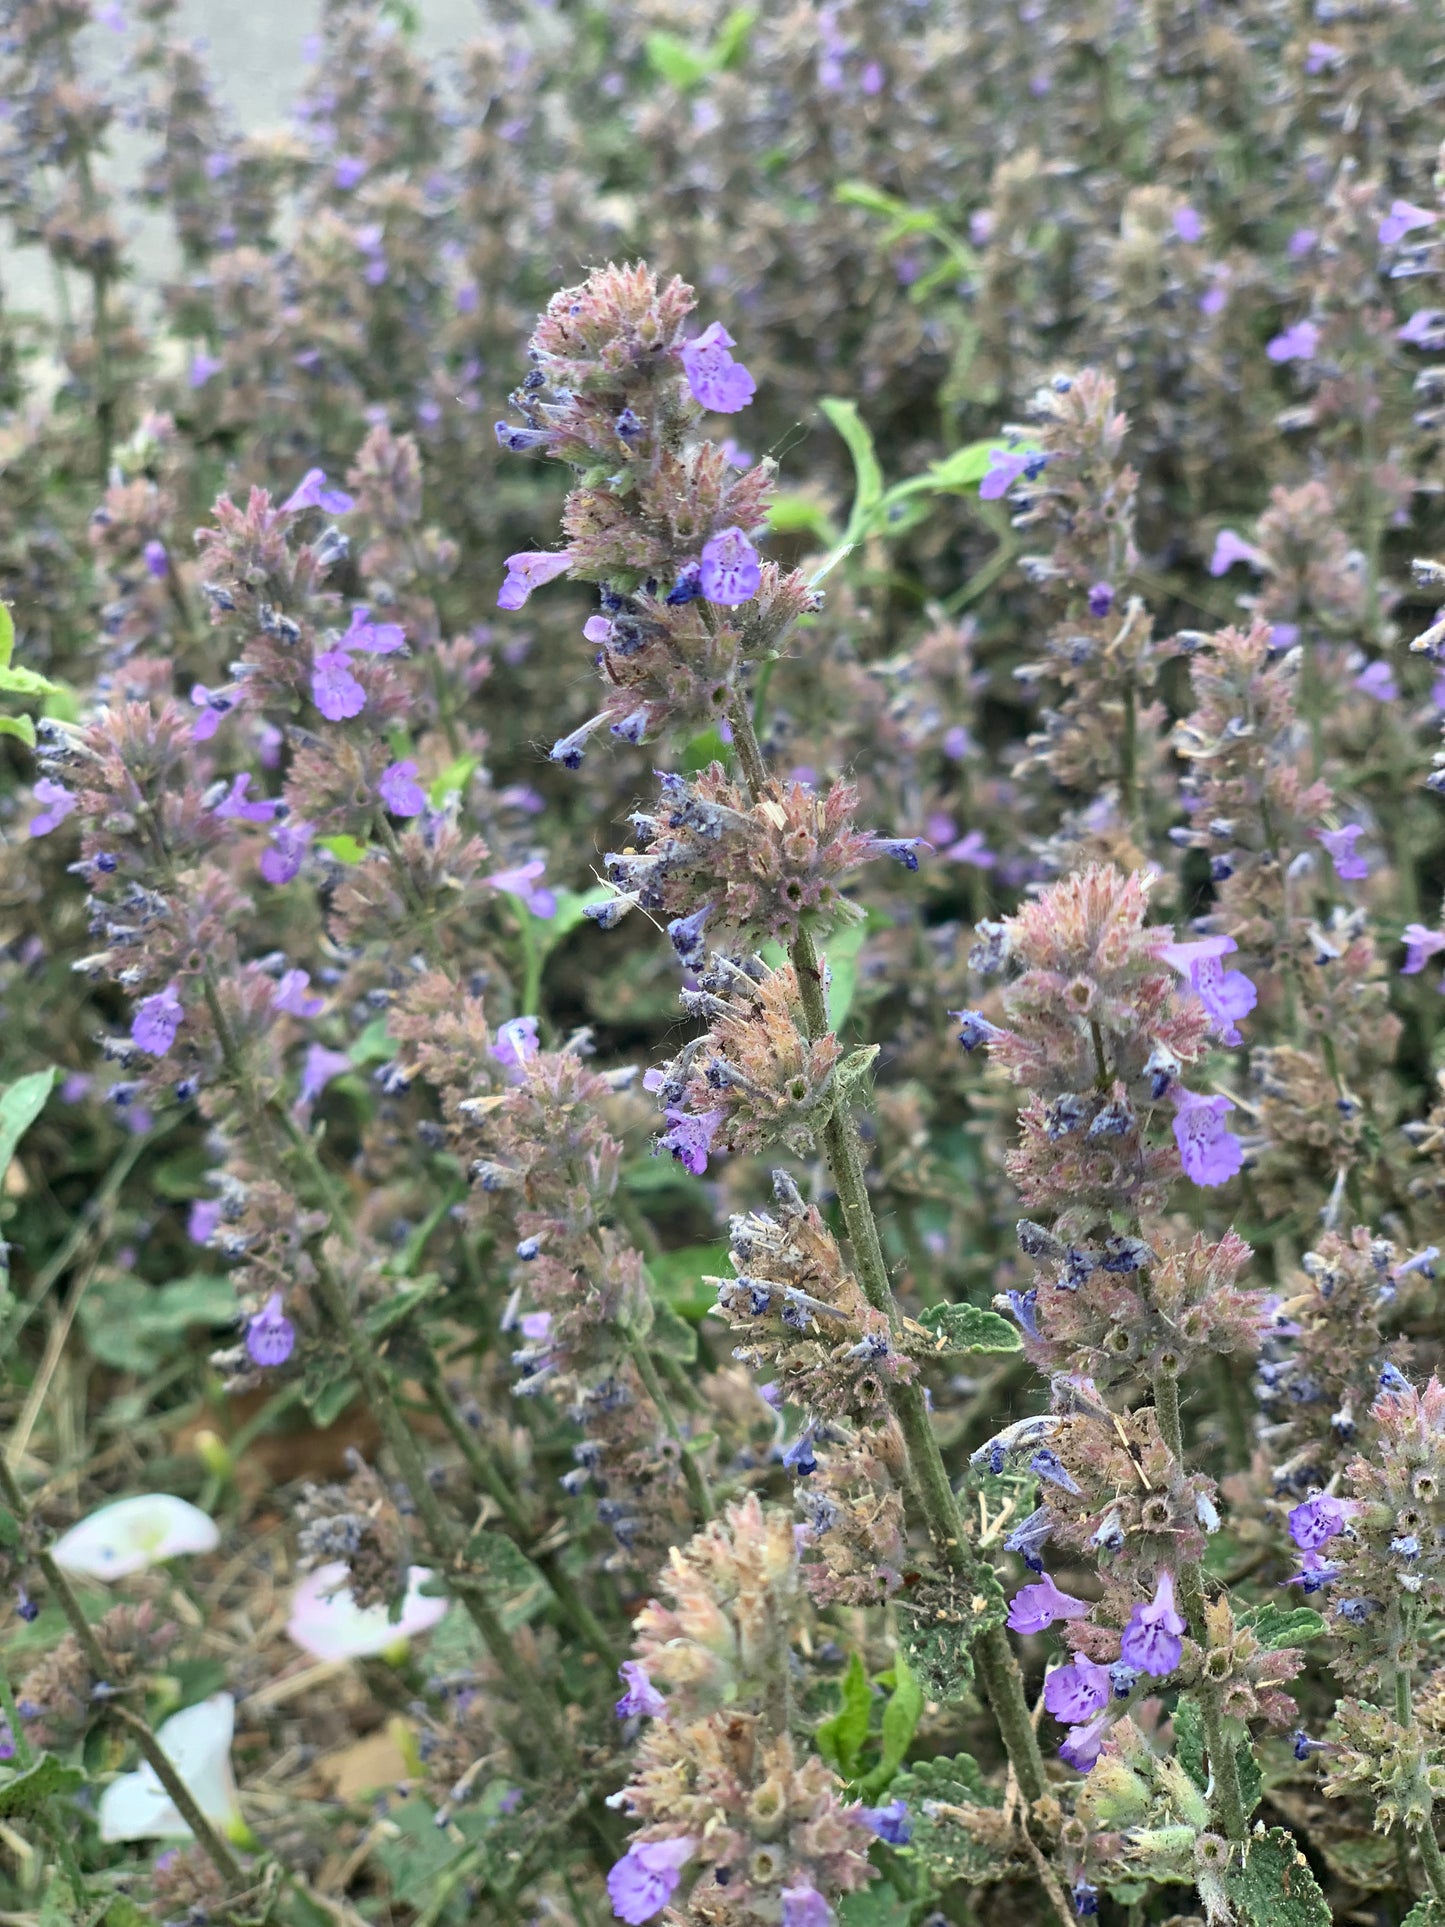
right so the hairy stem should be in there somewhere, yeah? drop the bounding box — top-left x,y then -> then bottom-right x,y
627,1334 -> 715,1525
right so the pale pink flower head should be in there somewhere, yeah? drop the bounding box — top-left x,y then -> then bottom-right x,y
287,1562 -> 448,1660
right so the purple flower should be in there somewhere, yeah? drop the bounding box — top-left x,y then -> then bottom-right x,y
1379,199 -> 1435,246
497,548 -> 572,611
334,154 -> 366,189
858,1798 -> 910,1845
378,760 -> 426,817
273,969 -> 324,1018
1209,529 -> 1265,576
1401,924 -> 1445,975
132,983 -> 184,1056
312,649 -> 366,721
1288,1491 -> 1352,1550
1288,227 -> 1318,256
188,349 -> 223,388
942,829 -> 996,868
1354,659 -> 1398,701
860,58 -> 884,94
780,1889 -> 832,1927
143,539 -> 169,579
342,607 -> 406,655
1043,1653 -> 1112,1725
606,1836 -> 695,1925
1266,320 -> 1321,363
1006,1572 -> 1091,1636
188,1199 -> 221,1245
1087,582 -> 1114,618
1400,310 -> 1445,348
246,1293 -> 296,1368
1058,1712 -> 1110,1772
487,860 -> 557,919
699,527 -> 761,606
658,1107 -> 725,1176
1270,623 -> 1299,649
190,684 -> 231,743
1287,1551 -> 1342,1592
1157,934 -> 1257,1046
942,724 -> 973,760
1318,824 -> 1369,881
299,1043 -> 351,1105
28,779 -> 75,837
1172,1088 -> 1244,1188
1304,39 -> 1341,73
1120,1572 -> 1186,1676
281,468 -> 355,515
980,447 -> 1040,500
493,1016 -> 540,1079
615,1662 -> 666,1720
1173,206 -> 1203,243
261,820 -> 314,885
213,773 -> 284,823
680,321 -> 756,414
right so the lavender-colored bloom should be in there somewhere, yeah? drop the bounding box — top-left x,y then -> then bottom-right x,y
1270,622 -> 1300,649
699,526 -> 761,606
189,350 -> 224,388
1087,582 -> 1113,617
980,447 -> 1039,500
1043,1653 -> 1111,1725
1304,39 -> 1341,73
615,1661 -> 666,1720
1120,1572 -> 1186,1676
246,1293 -> 296,1368
273,969 -> 324,1018
189,1199 -> 221,1245
859,1799 -> 910,1845
1379,199 -> 1436,246
213,773 -> 284,823
681,321 -> 756,414
1058,1711 -> 1110,1772
343,607 -> 406,655
1199,282 -> 1228,317
497,548 -> 572,611
780,1888 -> 832,1927
942,723 -> 973,760
487,860 -> 557,919
658,1107 -> 724,1176
1004,1507 -> 1055,1572
1318,824 -> 1369,880
1173,206 -> 1203,243
1400,309 -> 1445,347
943,829 -> 996,868
606,1837 -> 695,1925
1005,1289 -> 1039,1339
1401,923 -> 1445,975
1006,1572 -> 1091,1636
1266,320 -> 1321,363
261,820 -> 314,885
282,468 -> 355,515
950,1008 -> 1004,1052
132,983 -> 184,1056
1289,227 -> 1318,256
493,1016 -> 540,1079
1287,1551 -> 1342,1593
1288,1492 -> 1351,1550
1157,934 -> 1257,1046
333,154 -> 366,189
300,1044 -> 352,1105
1209,528 -> 1265,575
312,649 -> 366,721
378,760 -> 426,817
667,905 -> 712,967
143,540 -> 169,579
190,684 -> 231,743
28,779 -> 75,837
1172,1088 -> 1243,1188
1354,659 -> 1398,701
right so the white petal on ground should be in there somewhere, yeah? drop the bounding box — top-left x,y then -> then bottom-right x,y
98,1694 -> 241,1842
52,1495 -> 220,1580
286,1562 -> 449,1660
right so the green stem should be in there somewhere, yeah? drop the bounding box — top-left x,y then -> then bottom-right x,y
1417,1819 -> 1445,1903
627,1335 -> 714,1525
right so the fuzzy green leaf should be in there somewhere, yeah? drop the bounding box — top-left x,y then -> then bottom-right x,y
317,833 -> 368,865
644,31 -> 711,88
0,663 -> 61,697
1236,1603 -> 1327,1650
427,753 -> 480,806
647,1297 -> 699,1364
889,1753 -> 1000,1885
837,1888 -> 913,1927
0,599 -> 13,669
859,1653 -> 923,1797
1226,1826 -> 1330,1927
0,713 -> 36,745
1401,1901 -> 1445,1927
0,1069 -> 54,1174
916,1301 -> 1021,1354
0,1755 -> 86,1817
815,1652 -> 871,1780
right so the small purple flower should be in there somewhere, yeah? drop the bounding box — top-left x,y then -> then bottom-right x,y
780,1889 -> 832,1927
190,684 -> 231,743
699,526 -> 761,606
1087,581 -> 1113,618
188,349 -> 224,388
261,820 -> 314,885
1043,1653 -> 1112,1725
942,723 -> 973,760
658,1107 -> 725,1176
1172,1088 -> 1244,1188
680,321 -> 757,414
859,1799 -> 910,1845
1400,310 -> 1445,348
281,468 -> 355,515
213,773 -> 284,823
1266,319 -> 1321,363
1354,659 -> 1398,701
1209,529 -> 1265,576
246,1293 -> 296,1368
1173,206 -> 1203,243
942,829 -> 996,868
606,1836 -> 695,1925
342,607 -> 406,655
1379,199 -> 1435,246
1318,824 -> 1369,881
1288,1491 -> 1352,1550
299,1044 -> 351,1106
143,539 -> 169,579
1058,1711 -> 1110,1772
493,1016 -> 540,1079
487,860 -> 557,919
334,154 -> 366,189
615,1662 -> 667,1720
980,447 -> 1040,500
1401,923 -> 1445,975
132,983 -> 184,1056
28,778 -> 75,837
1288,227 -> 1318,256
1120,1572 -> 1186,1676
1157,934 -> 1257,1047
273,969 -> 325,1018
378,760 -> 427,817
497,548 -> 572,611
860,58 -> 884,94
312,649 -> 366,721
1006,1572 -> 1091,1636
1287,1551 -> 1342,1593
188,1199 -> 221,1245
1304,39 -> 1341,73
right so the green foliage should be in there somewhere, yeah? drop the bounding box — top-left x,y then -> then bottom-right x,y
459,1531 -> 548,1630
889,1753 -> 1002,1885
915,1301 -> 1022,1354
648,1243 -> 730,1321
858,1654 -> 924,1798
1236,1603 -> 1328,1649
814,1652 -> 872,1780
0,1756 -> 86,1818
1225,1828 -> 1331,1927
645,8 -> 755,90
77,1271 -> 238,1373
646,1296 -> 699,1362
0,1069 -> 55,1178
316,833 -> 368,865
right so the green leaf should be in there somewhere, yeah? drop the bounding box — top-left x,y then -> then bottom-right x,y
364,1278 -> 440,1341
349,1016 -> 395,1066
1225,1827 -> 1330,1927
890,1753 -> 1001,1884
317,833 -> 368,865
649,1243 -> 729,1321
711,6 -> 756,67
1236,1603 -> 1327,1650
645,30 -> 711,88
1237,1737 -> 1263,1819
815,1652 -> 872,1780
77,1273 -> 239,1374
1173,1696 -> 1206,1791
0,599 -> 13,669
767,494 -> 840,543
820,398 -> 885,548
0,663 -> 61,697
837,1888 -> 913,1927
647,1298 -> 699,1364
461,1530 -> 548,1630
0,1755 -> 86,1817
822,920 -> 871,1029
1401,1901 -> 1445,1927
538,885 -> 612,945
916,1302 -> 1021,1354
925,438 -> 1037,491
0,1505 -> 21,1549
301,1355 -> 358,1428
859,1652 -> 923,1797
428,753 -> 479,807
0,1069 -> 54,1175
0,713 -> 36,746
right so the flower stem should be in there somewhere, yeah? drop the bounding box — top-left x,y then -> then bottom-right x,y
626,1334 -> 715,1525
1417,1819 -> 1445,1903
